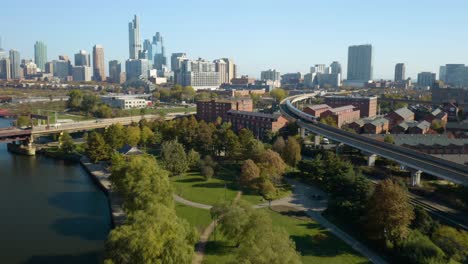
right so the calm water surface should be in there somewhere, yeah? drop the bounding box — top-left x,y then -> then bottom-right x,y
0,118 -> 111,264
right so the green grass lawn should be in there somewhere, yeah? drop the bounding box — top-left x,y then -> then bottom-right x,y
203,208 -> 370,264
171,170 -> 265,206
175,203 -> 212,233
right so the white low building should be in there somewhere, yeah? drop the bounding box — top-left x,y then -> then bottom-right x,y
101,95 -> 149,109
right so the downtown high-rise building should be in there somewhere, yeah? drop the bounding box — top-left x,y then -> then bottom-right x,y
0,38 -> 7,60
221,58 -> 236,83
444,64 -> 468,87
109,60 -> 122,83
347,44 -> 373,82
394,63 -> 406,82
171,53 -> 187,84
93,45 -> 105,81
125,59 -> 149,81
417,72 -> 436,87
330,61 -> 342,75
0,58 -> 11,80
143,39 -> 153,65
75,50 -> 91,67
214,59 -> 228,84
9,49 -> 21,79
72,65 -> 92,82
261,69 -> 281,82
439,66 -> 446,82
34,41 -> 47,71
128,15 -> 141,60
180,58 -> 220,90
153,32 -> 167,71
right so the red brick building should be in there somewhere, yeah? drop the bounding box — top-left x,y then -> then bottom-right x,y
196,98 -> 253,123
408,121 -> 431,134
320,105 -> 360,128
303,104 -> 331,117
324,96 -> 377,118
227,110 -> 288,139
385,107 -> 415,129
424,108 -> 448,126
362,118 -> 389,134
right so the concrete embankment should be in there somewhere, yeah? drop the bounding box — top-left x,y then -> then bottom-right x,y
80,157 -> 125,227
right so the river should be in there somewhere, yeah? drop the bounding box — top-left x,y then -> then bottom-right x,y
0,118 -> 111,264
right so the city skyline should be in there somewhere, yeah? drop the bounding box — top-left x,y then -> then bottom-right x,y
1,0 -> 468,79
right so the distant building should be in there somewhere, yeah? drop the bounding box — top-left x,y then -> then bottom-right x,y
320,105 -> 360,128
9,49 -> 21,79
93,45 -> 105,81
196,98 -> 253,123
362,118 -> 389,134
324,96 -> 377,118
72,66 -> 92,82
44,62 -> 54,74
424,108 -> 448,125
125,59 -> 149,81
445,64 -> 468,87
101,95 -> 149,109
23,61 -> 38,77
330,61 -> 342,75
128,15 -> 141,60
0,58 -> 11,80
432,84 -> 468,115
152,32 -> 167,71
408,121 -> 431,134
303,104 -> 331,117
0,38 -> 7,60
227,110 -> 288,139
347,44 -> 373,82
417,72 -> 436,87
52,60 -> 71,80
109,60 -> 122,83
231,76 -> 256,85
34,41 -> 47,71
74,50 -> 91,67
281,72 -> 303,88
214,59 -> 228,84
261,69 -> 281,82
394,63 -> 405,82
439,66 -> 446,82
222,58 -> 237,83
181,58 -> 220,90
171,52 -> 187,84
386,107 -> 415,129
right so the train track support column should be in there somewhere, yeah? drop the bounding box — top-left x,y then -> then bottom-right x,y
410,169 -> 422,187
367,153 -> 377,167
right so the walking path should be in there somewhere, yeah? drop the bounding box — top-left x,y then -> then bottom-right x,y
192,192 -> 242,264
176,179 -> 387,264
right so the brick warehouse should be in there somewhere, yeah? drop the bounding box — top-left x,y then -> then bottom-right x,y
324,95 -> 377,118
196,98 -> 253,123
227,110 -> 288,139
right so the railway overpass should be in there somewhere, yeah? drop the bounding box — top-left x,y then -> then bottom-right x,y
280,94 -> 468,187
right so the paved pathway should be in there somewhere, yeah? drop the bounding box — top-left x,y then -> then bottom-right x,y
192,192 -> 242,264
175,179 -> 387,264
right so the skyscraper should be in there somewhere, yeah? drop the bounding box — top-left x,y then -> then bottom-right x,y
439,66 -> 446,82
214,59 -> 228,84
171,53 -> 187,84
261,69 -> 281,82
153,32 -> 167,71
72,66 -> 92,82
75,50 -> 91,66
221,58 -> 236,83
143,39 -> 153,65
109,60 -> 122,83
0,38 -> 7,60
125,59 -> 149,81
34,41 -> 47,71
347,44 -> 373,82
417,72 -> 436,87
93,45 -> 105,81
444,64 -> 467,87
330,61 -> 342,75
128,15 -> 141,60
394,63 -> 406,82
0,58 -> 11,80
9,49 -> 21,79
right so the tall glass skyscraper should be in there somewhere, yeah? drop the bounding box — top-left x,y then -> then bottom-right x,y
74,50 -> 90,66
34,41 -> 47,71
128,15 -> 141,59
9,49 -> 21,79
143,39 -> 153,65
0,37 -> 8,60
347,44 -> 373,82
92,45 -> 106,81
153,32 -> 167,71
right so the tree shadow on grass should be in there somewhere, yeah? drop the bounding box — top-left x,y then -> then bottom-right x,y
21,250 -> 103,264
173,177 -> 204,183
50,217 -> 109,241
192,182 -> 228,189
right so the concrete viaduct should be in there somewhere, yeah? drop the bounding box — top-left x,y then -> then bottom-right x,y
280,94 -> 468,187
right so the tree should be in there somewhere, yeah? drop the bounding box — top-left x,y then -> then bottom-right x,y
283,136 -> 301,167
320,115 -> 337,127
59,132 -> 75,154
240,159 -> 260,189
16,116 -> 31,127
81,94 -> 100,114
201,166 -> 214,180
411,206 -> 439,236
260,179 -> 277,202
384,134 -> 395,144
397,230 -> 446,264
270,88 -> 288,103
105,204 -> 197,264
432,226 -> 468,262
95,104 -> 113,118
110,155 -> 173,211
258,149 -> 286,184
86,131 -> 111,162
245,139 -> 266,161
125,126 -> 141,147
161,140 -> 188,176
195,121 -> 214,155
186,149 -> 200,170
67,90 -> 83,110
272,136 -> 286,156
105,123 -> 126,150
364,179 -> 414,245
139,126 -> 154,147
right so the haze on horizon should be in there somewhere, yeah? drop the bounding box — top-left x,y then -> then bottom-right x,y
1,0 -> 467,80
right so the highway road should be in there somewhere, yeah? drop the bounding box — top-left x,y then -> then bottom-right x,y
280,96 -> 468,186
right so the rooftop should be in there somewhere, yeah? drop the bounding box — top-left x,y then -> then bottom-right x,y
227,110 -> 281,119
392,107 -> 414,119
329,105 -> 355,113
305,104 -> 330,110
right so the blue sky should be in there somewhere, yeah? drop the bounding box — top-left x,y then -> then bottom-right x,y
1,0 -> 468,79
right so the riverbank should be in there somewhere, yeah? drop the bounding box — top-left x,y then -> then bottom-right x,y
80,156 -> 125,227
